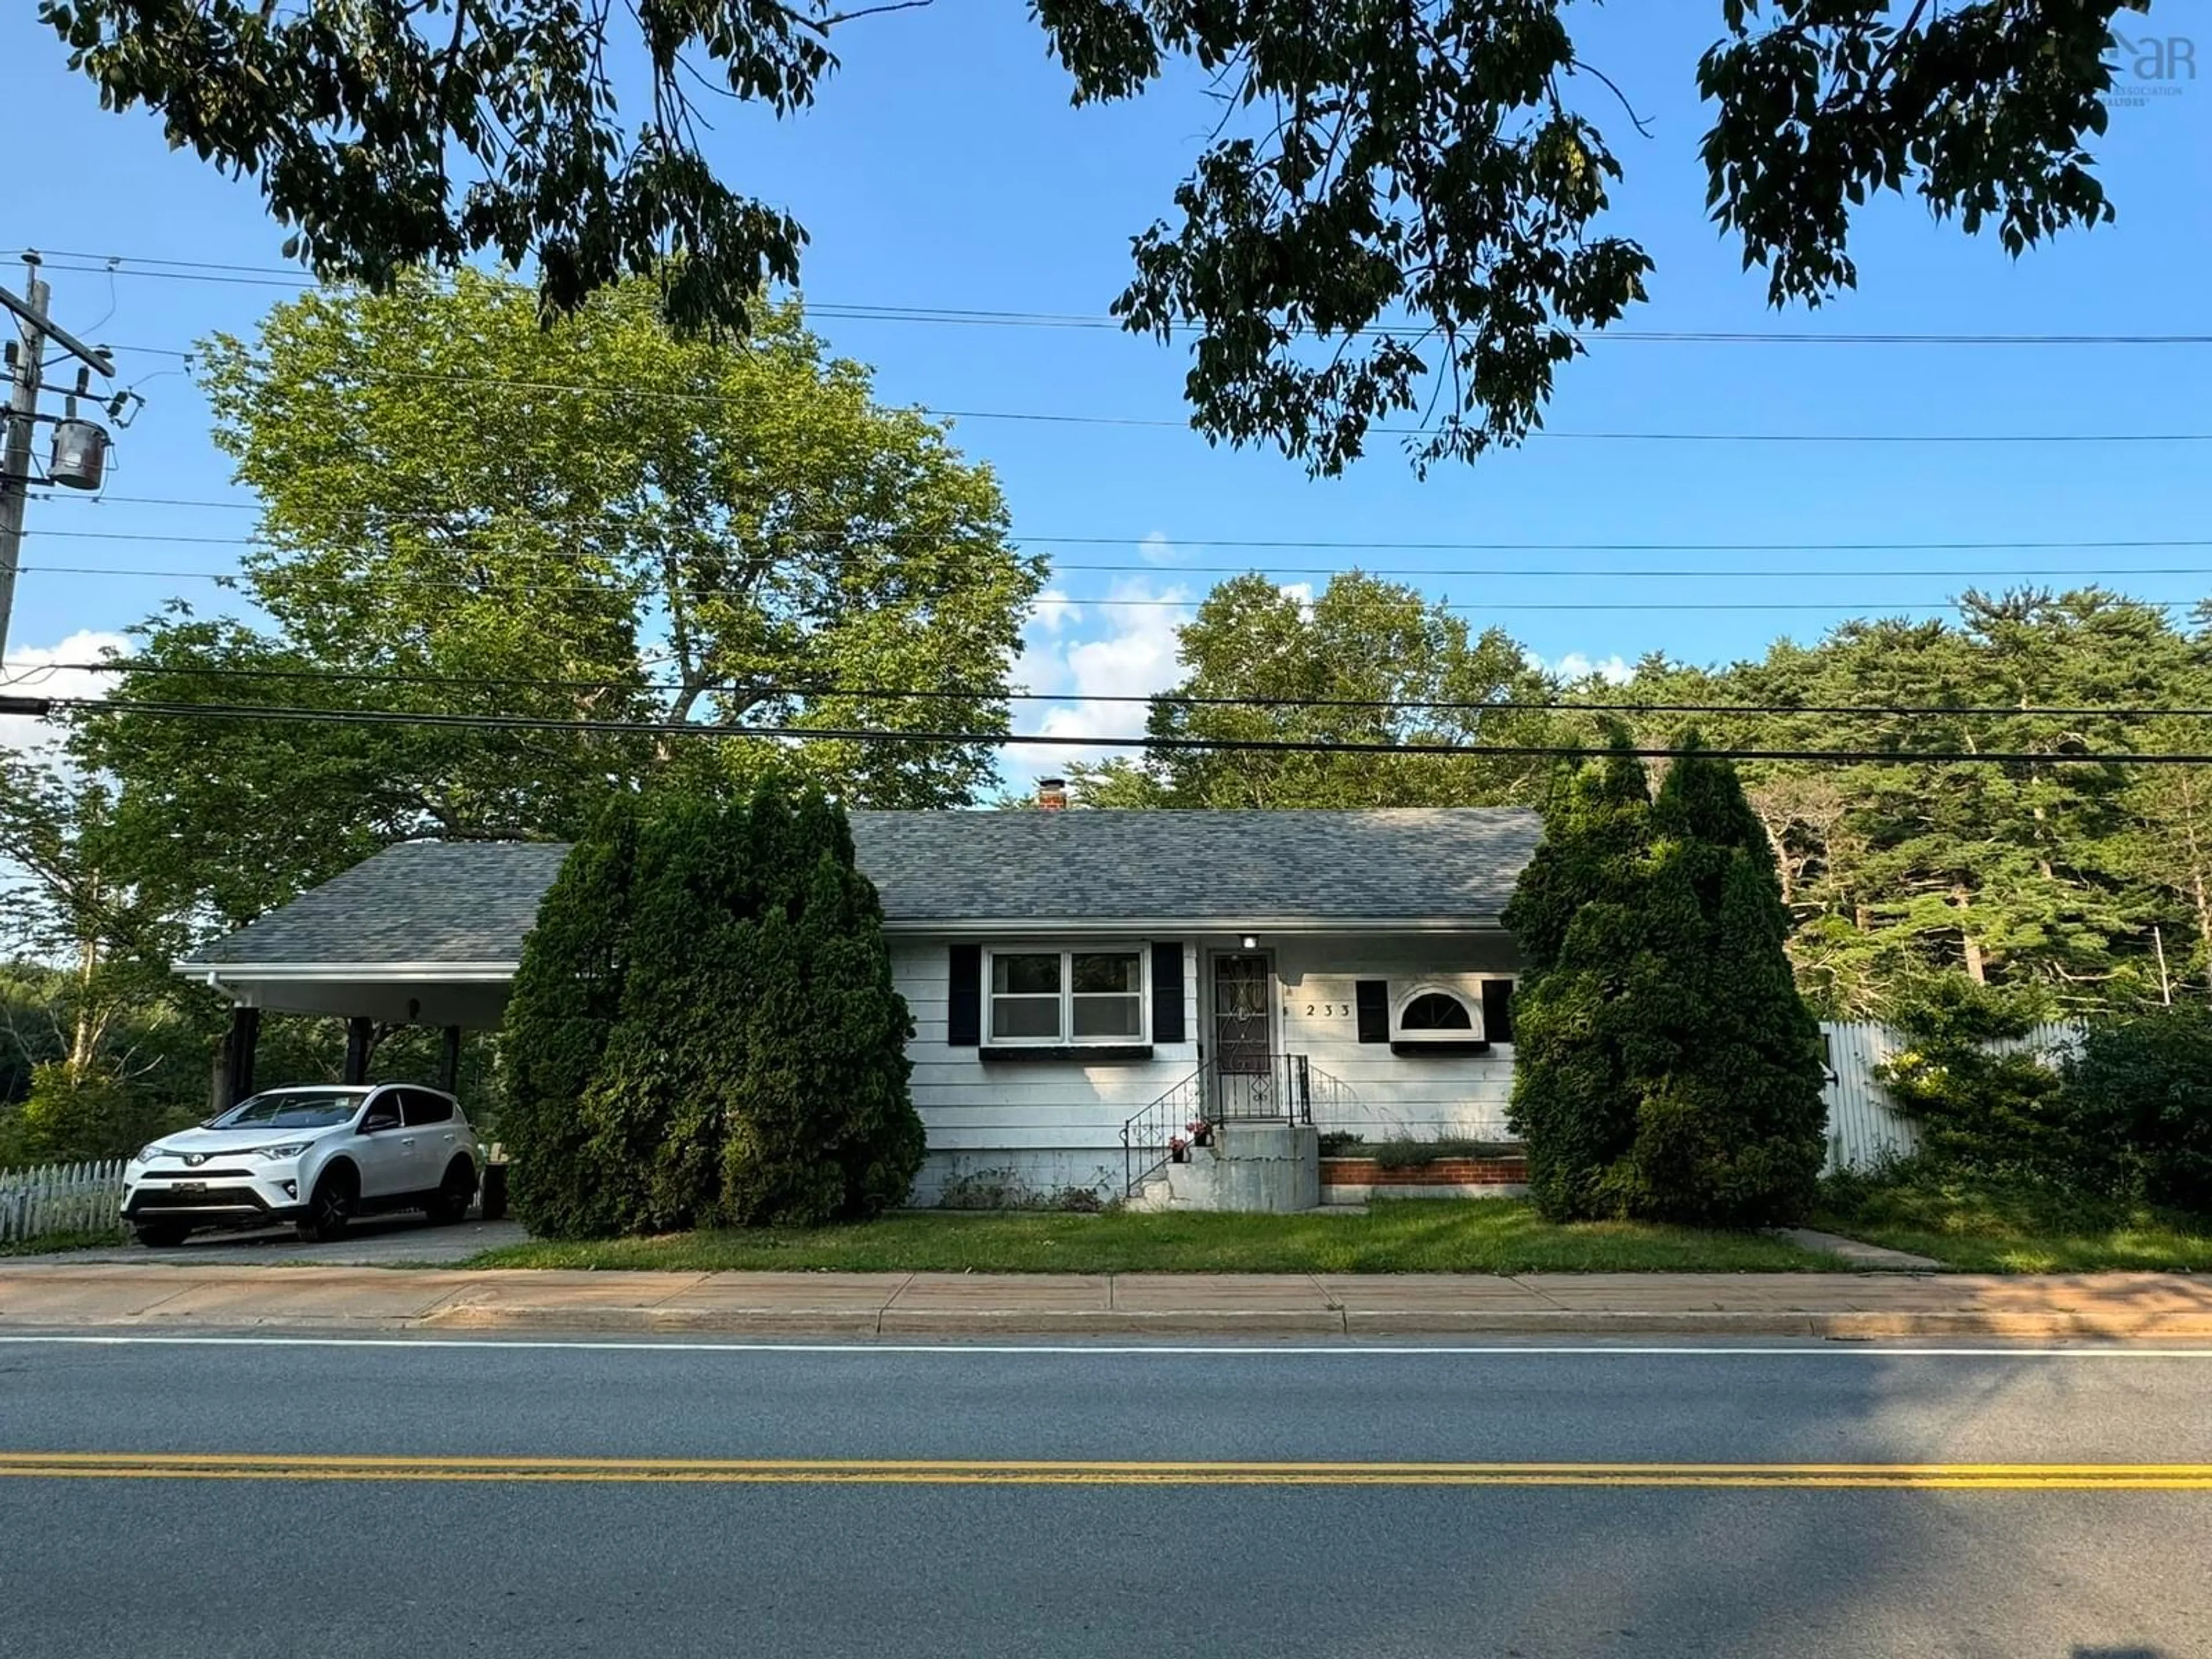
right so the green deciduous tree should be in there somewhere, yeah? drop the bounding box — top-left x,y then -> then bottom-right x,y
501,777 -> 919,1238
1069,572 -> 1563,808
44,0 -> 2138,471
74,271 -> 1040,932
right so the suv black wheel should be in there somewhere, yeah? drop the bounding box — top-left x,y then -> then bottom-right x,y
296,1164 -> 357,1243
424,1157 -> 476,1225
132,1222 -> 190,1248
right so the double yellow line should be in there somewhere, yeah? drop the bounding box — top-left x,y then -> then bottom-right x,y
5,1453 -> 2212,1488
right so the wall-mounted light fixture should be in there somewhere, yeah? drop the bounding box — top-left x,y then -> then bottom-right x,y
1239,934 -> 1258,950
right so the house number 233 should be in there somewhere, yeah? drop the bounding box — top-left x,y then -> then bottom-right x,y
1304,1002 -> 1351,1017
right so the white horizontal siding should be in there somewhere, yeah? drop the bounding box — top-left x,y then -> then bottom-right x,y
1272,940 -> 1520,1141
891,937 -> 1199,1168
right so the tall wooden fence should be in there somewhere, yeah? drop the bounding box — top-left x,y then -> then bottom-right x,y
1817,1020 -> 2084,1173
0,1159 -> 127,1245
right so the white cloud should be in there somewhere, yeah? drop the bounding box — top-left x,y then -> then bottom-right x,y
1277,581 -> 1315,611
1,629 -> 130,755
1010,575 -> 1193,784
1027,589 -> 1084,634
1137,531 -> 1182,566
1527,649 -> 1633,686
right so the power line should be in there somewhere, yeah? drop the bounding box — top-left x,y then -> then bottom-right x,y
36,255 -> 2212,348
247,364 -> 2212,444
18,657 -> 2212,722
21,498 -> 2212,562
29,694 -> 2212,764
41,335 -> 2212,444
29,498 -> 2212,557
14,566 -> 2094,613
17,528 -> 2206,584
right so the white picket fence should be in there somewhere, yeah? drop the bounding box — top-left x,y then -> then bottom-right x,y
0,1158 -> 127,1245
1818,1020 -> 2084,1173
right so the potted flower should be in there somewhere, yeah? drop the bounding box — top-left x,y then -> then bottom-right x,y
1187,1118 -> 1214,1149
1168,1135 -> 1190,1163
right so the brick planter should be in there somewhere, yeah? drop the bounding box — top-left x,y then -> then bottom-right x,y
1319,1157 -> 1528,1199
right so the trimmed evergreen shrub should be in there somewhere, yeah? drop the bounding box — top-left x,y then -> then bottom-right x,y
500,777 -> 922,1238
1503,738 -> 1658,1218
501,794 -> 643,1237
721,783 -> 922,1225
1616,750 -> 1828,1225
1503,734 -> 1828,1225
2062,1005 -> 2212,1211
1876,976 -> 2080,1185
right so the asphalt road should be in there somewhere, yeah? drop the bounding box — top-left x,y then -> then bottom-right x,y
65,1213 -> 529,1266
2,1335 -> 2209,1658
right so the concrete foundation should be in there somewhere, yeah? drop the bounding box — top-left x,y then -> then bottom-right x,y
1131,1121 -> 1321,1213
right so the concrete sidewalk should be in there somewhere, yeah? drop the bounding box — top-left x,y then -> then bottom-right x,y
5,1261 -> 2212,1338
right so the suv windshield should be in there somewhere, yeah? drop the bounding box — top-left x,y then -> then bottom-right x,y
210,1090 -> 363,1131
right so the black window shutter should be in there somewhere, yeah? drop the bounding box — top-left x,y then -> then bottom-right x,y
948,944 -> 982,1047
1354,979 -> 1389,1044
1482,978 -> 1516,1046
1152,942 -> 1185,1044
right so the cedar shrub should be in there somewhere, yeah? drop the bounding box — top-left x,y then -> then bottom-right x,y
1505,733 -> 1828,1225
501,776 -> 921,1238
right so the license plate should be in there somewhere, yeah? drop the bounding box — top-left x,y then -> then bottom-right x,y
173,1181 -> 206,1193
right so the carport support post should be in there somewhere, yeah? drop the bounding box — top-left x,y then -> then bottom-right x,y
210,1006 -> 260,1112
438,1025 -> 461,1094
343,1016 -> 373,1085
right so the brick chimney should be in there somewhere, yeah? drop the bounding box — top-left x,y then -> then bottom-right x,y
1037,777 -> 1068,811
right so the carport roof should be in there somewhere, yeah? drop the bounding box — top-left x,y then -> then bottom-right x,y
181,806 -> 1541,974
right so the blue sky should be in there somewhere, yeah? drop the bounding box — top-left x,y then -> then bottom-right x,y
3,3 -> 2208,782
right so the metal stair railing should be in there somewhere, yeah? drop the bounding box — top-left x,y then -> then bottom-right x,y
1120,1056 -> 1359,1198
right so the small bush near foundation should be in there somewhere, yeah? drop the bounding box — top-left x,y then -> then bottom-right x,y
1368,1138 -> 1525,1170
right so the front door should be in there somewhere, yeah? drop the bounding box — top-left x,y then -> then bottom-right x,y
1210,951 -> 1274,1117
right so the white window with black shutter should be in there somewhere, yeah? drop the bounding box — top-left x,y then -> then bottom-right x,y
946,943 -> 1176,1059
1350,977 -> 1513,1057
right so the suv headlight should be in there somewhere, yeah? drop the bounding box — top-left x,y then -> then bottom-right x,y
135,1143 -> 165,1164
249,1142 -> 313,1161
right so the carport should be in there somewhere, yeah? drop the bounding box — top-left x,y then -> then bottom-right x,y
176,842 -> 570,1107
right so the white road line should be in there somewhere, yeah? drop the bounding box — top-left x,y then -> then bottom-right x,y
3,1334 -> 2212,1358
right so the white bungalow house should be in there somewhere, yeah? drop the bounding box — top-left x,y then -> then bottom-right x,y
177,803 -> 1540,1207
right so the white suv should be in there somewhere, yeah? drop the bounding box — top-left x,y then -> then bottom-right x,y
122,1084 -> 484,1247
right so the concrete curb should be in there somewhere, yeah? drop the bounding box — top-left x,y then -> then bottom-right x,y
11,1305 -> 2188,1340
426,1307 -> 2212,1339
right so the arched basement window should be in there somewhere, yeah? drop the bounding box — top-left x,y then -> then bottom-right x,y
1390,987 -> 1489,1056
1399,991 -> 1474,1032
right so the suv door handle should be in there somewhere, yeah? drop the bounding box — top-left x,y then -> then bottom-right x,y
400,1136 -> 416,1148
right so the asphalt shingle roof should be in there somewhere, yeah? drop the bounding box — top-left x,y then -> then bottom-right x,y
850,807 -> 1539,923
188,808 -> 1540,968
191,841 -> 573,968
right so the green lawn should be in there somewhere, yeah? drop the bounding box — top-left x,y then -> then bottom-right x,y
0,1229 -> 122,1257
1814,1179 -> 2212,1273
471,1198 -> 1840,1275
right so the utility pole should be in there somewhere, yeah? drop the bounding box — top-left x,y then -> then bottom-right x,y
0,250 -> 119,661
